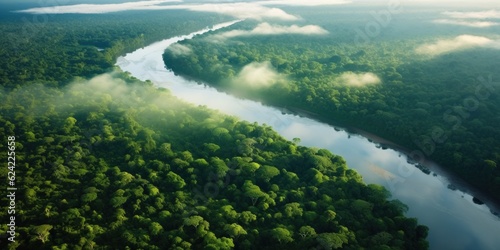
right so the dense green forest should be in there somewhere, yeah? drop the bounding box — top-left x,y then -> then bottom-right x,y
0,72 -> 427,249
0,6 -> 428,250
163,12 -> 500,201
0,10 -> 230,88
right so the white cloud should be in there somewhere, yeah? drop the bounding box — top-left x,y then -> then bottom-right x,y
415,35 -> 500,56
397,0 -> 498,8
433,9 -> 500,28
217,22 -> 328,38
257,0 -> 350,6
16,1 -> 299,21
233,61 -> 284,88
442,10 -> 500,19
336,72 -> 381,87
16,0 -> 180,14
177,3 -> 298,21
166,43 -> 192,56
433,19 -> 500,28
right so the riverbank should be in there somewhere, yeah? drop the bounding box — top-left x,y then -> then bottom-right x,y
273,89 -> 500,217
172,71 -> 500,215
278,103 -> 500,216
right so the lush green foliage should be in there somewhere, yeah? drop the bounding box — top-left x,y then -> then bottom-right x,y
0,72 -> 427,249
163,12 -> 500,201
0,10 -> 229,88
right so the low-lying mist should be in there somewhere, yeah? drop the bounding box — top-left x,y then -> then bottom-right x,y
415,35 -> 500,56
1,72 -> 189,121
215,22 -> 328,39
335,72 -> 381,87
231,61 -> 287,89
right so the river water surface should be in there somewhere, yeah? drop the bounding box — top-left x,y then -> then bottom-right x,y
116,21 -> 500,250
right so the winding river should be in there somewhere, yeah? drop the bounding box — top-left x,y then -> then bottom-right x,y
116,21 -> 500,250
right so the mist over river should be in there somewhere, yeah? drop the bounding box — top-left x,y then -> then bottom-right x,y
116,22 -> 500,250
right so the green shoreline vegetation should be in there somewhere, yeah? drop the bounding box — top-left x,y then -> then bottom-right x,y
163,16 -> 500,203
0,8 -> 428,250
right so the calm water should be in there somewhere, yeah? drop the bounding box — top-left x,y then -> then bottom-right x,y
116,22 -> 500,250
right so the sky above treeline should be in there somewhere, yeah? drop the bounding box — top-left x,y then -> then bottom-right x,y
9,0 -> 499,16
7,0 -> 500,12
